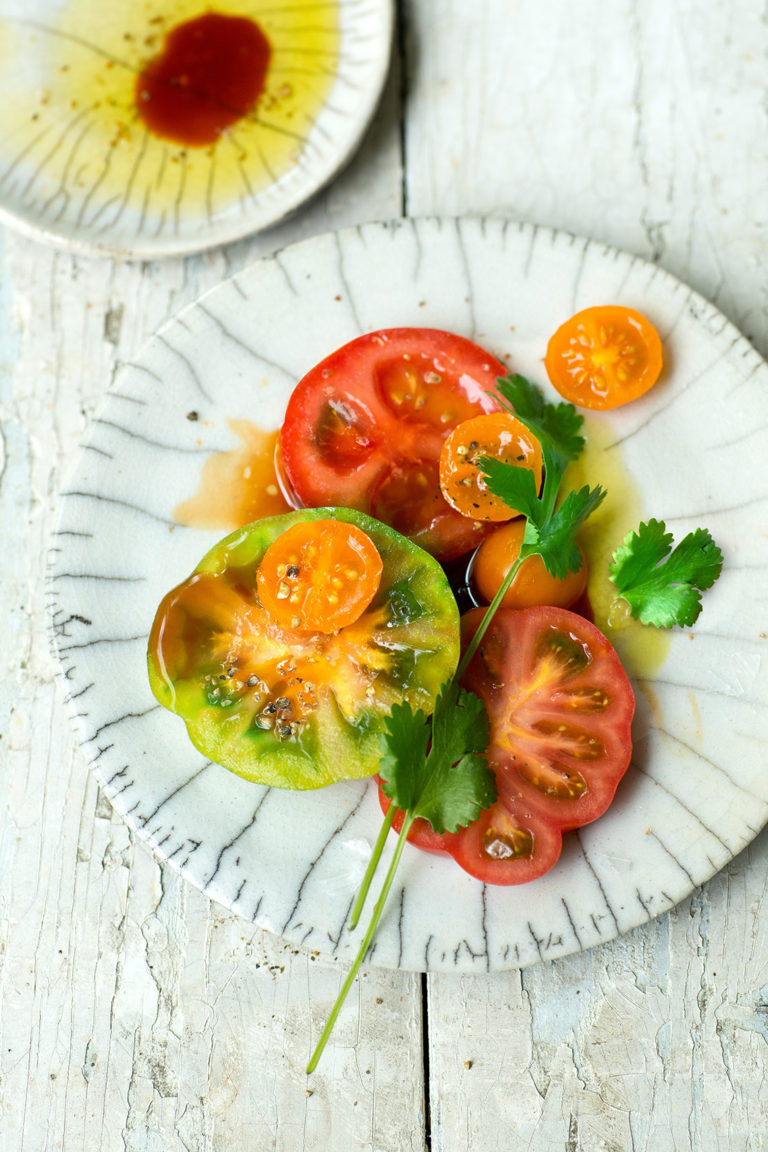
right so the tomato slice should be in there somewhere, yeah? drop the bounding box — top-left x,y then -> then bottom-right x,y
448,797 -> 564,885
279,329 -> 507,561
380,606 -> 634,885
462,603 -> 634,828
545,305 -> 663,410
257,519 -> 382,633
147,508 -> 460,790
439,412 -> 542,521
469,519 -> 588,610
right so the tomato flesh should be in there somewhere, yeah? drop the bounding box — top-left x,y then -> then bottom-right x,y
148,508 -> 460,790
280,329 -> 507,561
257,519 -> 382,633
545,305 -> 663,411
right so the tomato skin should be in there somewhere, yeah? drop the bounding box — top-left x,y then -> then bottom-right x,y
280,329 -> 508,562
470,519 -> 588,610
545,305 -> 663,410
147,508 -> 460,790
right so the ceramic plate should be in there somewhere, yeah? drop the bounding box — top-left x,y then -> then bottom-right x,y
0,0 -> 392,258
49,217 -> 768,971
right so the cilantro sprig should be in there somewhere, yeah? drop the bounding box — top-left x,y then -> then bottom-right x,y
461,374 -> 606,670
609,519 -> 723,628
306,683 -> 495,1073
480,374 -> 606,574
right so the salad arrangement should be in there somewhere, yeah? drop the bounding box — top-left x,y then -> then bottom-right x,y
147,305 -> 723,1070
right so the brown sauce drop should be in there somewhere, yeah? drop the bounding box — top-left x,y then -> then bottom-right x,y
174,420 -> 292,530
135,12 -> 271,147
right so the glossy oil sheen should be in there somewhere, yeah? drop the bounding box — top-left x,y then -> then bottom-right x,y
565,415 -> 669,679
13,0 -> 340,218
174,420 -> 292,530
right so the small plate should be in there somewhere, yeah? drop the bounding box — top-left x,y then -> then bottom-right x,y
49,217 -> 768,971
0,0 -> 392,258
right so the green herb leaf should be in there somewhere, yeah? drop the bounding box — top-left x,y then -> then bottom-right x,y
308,680 -> 495,1073
380,682 -> 494,834
473,453 -> 542,524
495,374 -> 585,510
609,519 -> 723,628
524,484 -> 607,579
377,700 -> 431,814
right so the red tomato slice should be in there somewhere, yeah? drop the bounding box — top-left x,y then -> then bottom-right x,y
462,606 -> 635,827
279,329 -> 507,561
448,797 -> 564,885
377,605 -> 633,885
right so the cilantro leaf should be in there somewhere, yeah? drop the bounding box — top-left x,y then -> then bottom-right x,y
495,374 -> 585,509
475,453 -> 542,524
609,519 -> 723,628
524,484 -> 607,579
377,700 -> 431,812
380,682 -> 494,834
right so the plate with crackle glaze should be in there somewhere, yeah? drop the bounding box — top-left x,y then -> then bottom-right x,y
49,217 -> 768,971
0,0 -> 392,258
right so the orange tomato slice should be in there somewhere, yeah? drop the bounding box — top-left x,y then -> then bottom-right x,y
470,519 -> 588,610
257,519 -> 383,633
438,412 -> 542,521
544,305 -> 663,410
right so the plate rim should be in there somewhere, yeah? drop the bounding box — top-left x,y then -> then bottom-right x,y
48,213 -> 768,970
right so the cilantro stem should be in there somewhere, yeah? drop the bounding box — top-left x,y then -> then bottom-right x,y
306,815 -> 414,1074
456,552 -> 525,679
349,801 -> 397,930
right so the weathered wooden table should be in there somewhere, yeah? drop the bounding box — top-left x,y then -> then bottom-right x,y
3,1 -> 768,1148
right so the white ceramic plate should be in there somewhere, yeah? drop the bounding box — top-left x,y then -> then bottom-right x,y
0,0 -> 392,258
49,217 -> 768,971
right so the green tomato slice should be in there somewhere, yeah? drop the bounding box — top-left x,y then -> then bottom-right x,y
148,507 -> 460,789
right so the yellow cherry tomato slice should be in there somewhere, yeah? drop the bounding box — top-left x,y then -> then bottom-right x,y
544,305 -> 663,411
257,519 -> 383,633
438,412 -> 542,522
470,519 -> 588,610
